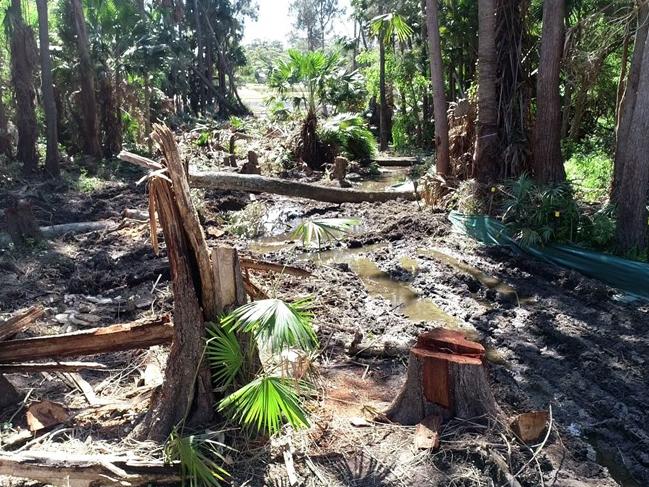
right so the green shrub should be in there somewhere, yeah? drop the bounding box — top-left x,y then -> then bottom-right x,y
565,149 -> 613,202
319,113 -> 377,161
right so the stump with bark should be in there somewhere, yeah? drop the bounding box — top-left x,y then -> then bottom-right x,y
5,199 -> 42,246
385,328 -> 497,425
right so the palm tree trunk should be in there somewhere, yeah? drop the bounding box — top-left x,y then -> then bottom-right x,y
425,0 -> 450,176
70,0 -> 102,160
9,0 -> 38,175
379,35 -> 389,151
611,2 -> 649,204
613,21 -> 649,254
36,0 -> 59,177
532,0 -> 566,184
473,0 -> 500,183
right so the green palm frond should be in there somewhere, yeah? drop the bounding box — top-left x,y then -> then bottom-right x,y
291,218 -> 361,248
206,324 -> 243,388
369,13 -> 413,42
222,298 -> 317,353
218,376 -> 310,435
165,429 -> 231,487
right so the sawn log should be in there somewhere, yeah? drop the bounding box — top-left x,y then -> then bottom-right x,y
0,317 -> 173,364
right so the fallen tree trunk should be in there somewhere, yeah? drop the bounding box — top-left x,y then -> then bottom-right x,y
189,171 -> 418,203
0,220 -> 116,247
240,257 -> 311,277
0,306 -> 45,341
0,361 -> 108,373
0,451 -> 179,487
384,328 -> 497,425
372,156 -> 423,167
0,317 -> 173,364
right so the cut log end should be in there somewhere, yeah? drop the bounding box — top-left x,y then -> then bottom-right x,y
384,328 -> 497,425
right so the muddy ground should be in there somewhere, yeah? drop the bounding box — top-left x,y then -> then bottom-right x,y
0,158 -> 647,487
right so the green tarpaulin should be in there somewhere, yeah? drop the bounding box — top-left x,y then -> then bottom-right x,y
448,211 -> 649,301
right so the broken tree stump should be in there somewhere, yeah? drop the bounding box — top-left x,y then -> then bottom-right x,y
241,150 -> 261,174
384,328 -> 497,425
4,199 -> 42,246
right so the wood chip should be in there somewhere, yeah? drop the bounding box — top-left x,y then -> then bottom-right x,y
511,411 -> 549,444
414,415 -> 442,450
26,401 -> 70,432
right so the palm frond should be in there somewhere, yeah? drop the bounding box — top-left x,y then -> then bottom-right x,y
222,297 -> 317,353
206,324 -> 243,388
291,218 -> 361,248
218,376 -> 310,435
165,429 -> 231,487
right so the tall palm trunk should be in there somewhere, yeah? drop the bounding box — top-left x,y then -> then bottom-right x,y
379,32 -> 389,151
9,0 -> 38,174
70,0 -> 102,159
532,0 -> 566,184
36,0 -> 59,176
425,0 -> 450,175
611,2 -> 649,204
473,0 -> 500,183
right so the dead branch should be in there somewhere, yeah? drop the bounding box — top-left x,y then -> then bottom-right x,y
0,306 -> 45,342
0,361 -> 108,373
0,317 -> 173,364
240,257 -> 311,277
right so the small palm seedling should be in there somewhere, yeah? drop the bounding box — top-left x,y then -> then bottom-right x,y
206,325 -> 243,388
164,429 -> 231,487
291,218 -> 360,248
221,297 -> 317,353
218,376 -> 310,435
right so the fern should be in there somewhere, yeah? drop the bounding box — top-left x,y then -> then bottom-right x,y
218,376 -> 310,435
222,298 -> 317,353
291,218 -> 360,248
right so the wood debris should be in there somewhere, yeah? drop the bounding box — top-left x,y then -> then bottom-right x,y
26,400 -> 70,432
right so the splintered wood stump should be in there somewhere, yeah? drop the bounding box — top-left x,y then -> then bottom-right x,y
5,199 -> 42,246
385,329 -> 496,425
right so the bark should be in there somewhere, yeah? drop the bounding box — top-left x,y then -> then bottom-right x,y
425,0 -> 450,175
0,84 -> 12,158
0,375 -> 22,408
0,306 -> 45,342
385,329 -> 497,425
0,318 -> 173,363
532,0 -> 566,184
473,0 -> 500,183
614,21 -> 649,253
615,31 -> 631,127
5,198 -> 42,246
98,70 -> 123,158
189,171 -> 419,203
36,0 -> 59,176
9,0 -> 38,174
611,2 -> 649,204
70,0 -> 102,159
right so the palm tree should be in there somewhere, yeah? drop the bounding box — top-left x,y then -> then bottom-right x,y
532,0 -> 566,184
70,0 -> 102,160
36,0 -> 59,176
7,0 -> 38,174
473,0 -> 500,183
369,11 -> 413,152
269,49 -> 341,170
425,0 -> 450,175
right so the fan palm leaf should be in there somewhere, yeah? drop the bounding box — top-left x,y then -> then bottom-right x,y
291,218 -> 360,248
206,324 -> 243,388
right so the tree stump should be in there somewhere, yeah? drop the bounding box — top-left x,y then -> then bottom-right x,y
331,156 -> 349,187
384,328 -> 497,425
5,199 -> 42,246
241,150 -> 261,174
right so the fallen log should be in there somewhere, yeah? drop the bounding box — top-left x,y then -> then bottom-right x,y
384,328 -> 497,425
372,156 -> 423,167
0,306 -> 45,342
189,171 -> 418,203
0,317 -> 173,364
0,221 -> 117,247
240,257 -> 311,277
0,361 -> 108,373
0,451 -> 179,487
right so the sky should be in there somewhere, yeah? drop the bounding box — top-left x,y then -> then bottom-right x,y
242,0 -> 354,46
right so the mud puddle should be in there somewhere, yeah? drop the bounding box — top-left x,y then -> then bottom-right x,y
357,167 -> 414,192
419,248 -> 532,305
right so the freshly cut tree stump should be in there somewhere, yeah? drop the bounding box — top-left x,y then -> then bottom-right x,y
385,328 -> 496,425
